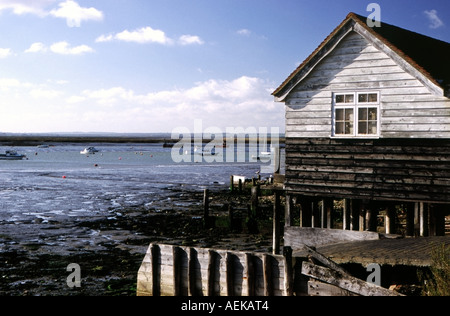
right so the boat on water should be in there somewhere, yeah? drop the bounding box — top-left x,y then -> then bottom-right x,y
194,146 -> 217,156
0,150 -> 27,160
251,151 -> 271,160
80,147 -> 100,155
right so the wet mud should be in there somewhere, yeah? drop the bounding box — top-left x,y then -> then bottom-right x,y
0,186 -> 275,296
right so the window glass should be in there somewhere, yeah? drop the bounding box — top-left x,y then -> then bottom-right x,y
335,108 -> 354,135
333,92 -> 378,137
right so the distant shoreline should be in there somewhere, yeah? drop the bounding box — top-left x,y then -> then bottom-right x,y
0,134 -> 285,147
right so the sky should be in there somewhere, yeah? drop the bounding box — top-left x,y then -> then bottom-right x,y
0,0 -> 448,134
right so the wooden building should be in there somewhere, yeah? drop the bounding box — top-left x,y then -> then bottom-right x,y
273,13 -> 450,236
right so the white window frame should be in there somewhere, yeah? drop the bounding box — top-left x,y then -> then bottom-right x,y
332,91 -> 380,138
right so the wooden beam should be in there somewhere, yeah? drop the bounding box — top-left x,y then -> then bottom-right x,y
226,253 -> 235,296
207,250 -> 216,296
263,254 -> 273,296
273,191 -> 281,255
303,245 -> 348,275
283,247 -> 294,296
302,262 -> 404,296
173,246 -> 181,296
151,244 -> 161,296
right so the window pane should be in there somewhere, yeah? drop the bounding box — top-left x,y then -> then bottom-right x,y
345,122 -> 354,134
358,108 -> 368,120
368,122 -> 378,134
336,95 -> 344,103
336,109 -> 344,121
368,93 -> 378,103
345,109 -> 354,121
345,94 -> 354,103
358,122 -> 368,135
369,108 -> 377,120
336,122 -> 344,134
358,94 -> 368,103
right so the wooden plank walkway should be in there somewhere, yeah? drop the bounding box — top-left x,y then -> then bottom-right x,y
295,236 -> 450,267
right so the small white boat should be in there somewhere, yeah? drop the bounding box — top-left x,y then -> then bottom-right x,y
194,146 -> 217,156
80,147 -> 99,155
0,150 -> 26,160
251,152 -> 271,160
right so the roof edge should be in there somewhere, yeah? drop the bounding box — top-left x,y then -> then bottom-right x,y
273,12 -> 447,100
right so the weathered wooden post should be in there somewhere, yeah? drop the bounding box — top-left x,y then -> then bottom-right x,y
203,189 -> 212,229
283,246 -> 293,296
206,250 -> 216,296
343,199 -> 350,230
263,254 -> 273,296
251,185 -> 259,215
321,198 -> 333,228
385,205 -> 396,234
285,194 -> 293,227
419,202 -> 429,237
365,203 -> 378,232
273,191 -> 281,255
405,203 -> 415,237
230,175 -> 234,193
429,204 -> 446,236
350,199 -> 360,231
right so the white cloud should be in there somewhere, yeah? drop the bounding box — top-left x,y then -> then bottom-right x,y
0,0 -> 55,17
69,76 -> 280,131
178,35 -> 204,46
25,42 -> 47,53
50,41 -> 94,55
30,88 -> 62,99
49,0 -> 103,27
237,29 -> 252,36
424,9 -> 444,29
96,27 -> 204,46
100,26 -> 173,45
95,34 -> 114,43
0,48 -> 12,58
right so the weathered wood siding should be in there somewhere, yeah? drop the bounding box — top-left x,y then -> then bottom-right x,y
285,31 -> 450,138
285,138 -> 450,203
137,244 -> 292,296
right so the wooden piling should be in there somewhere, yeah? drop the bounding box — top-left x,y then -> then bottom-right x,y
207,250 -> 216,296
203,189 -> 211,229
151,244 -> 161,296
230,175 -> 234,193
272,191 -> 281,255
385,205 -> 396,234
283,247 -> 293,296
137,243 -> 292,297
263,254 -> 273,296
405,203 -> 415,237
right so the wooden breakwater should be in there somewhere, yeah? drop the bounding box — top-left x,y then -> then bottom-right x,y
137,244 -> 293,296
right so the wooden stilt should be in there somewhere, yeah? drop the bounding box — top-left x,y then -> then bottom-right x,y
385,205 -> 396,235
263,254 -> 273,296
273,191 -> 281,255
173,246 -> 181,296
405,203 -> 415,237
285,194 -> 293,227
283,247 -> 293,296
151,244 -> 161,296
343,199 -> 350,230
226,253 -> 234,296
420,202 -> 428,237
207,250 -> 216,296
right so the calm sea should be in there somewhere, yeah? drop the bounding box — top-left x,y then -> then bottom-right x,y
0,141 -> 280,225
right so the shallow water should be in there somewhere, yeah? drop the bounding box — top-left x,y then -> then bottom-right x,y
0,143 -> 272,224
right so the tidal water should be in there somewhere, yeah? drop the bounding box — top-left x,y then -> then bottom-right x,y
0,142 -> 275,226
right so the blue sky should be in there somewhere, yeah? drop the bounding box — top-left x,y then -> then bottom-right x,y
0,0 -> 448,133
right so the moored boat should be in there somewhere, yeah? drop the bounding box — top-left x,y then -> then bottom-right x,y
0,150 -> 26,160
